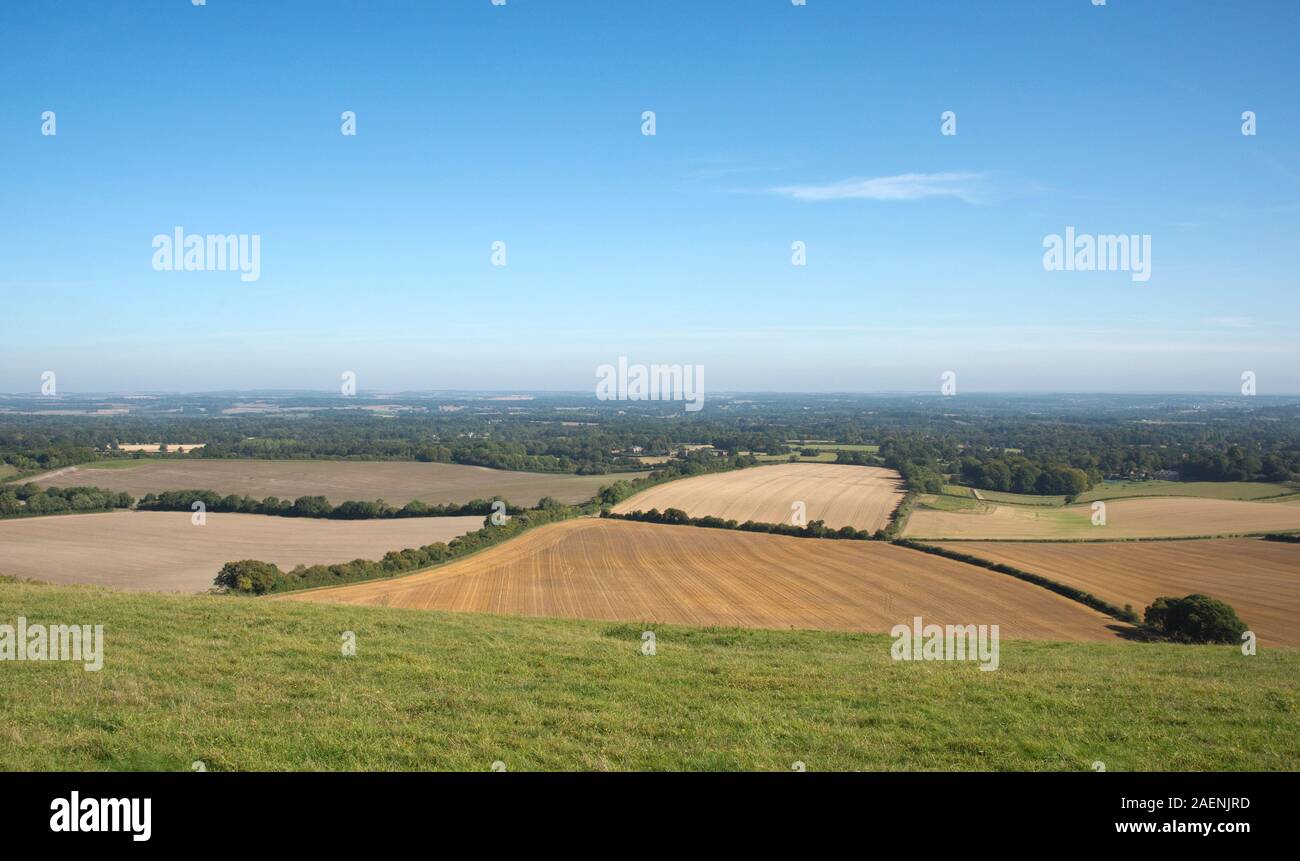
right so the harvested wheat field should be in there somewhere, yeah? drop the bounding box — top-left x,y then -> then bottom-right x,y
905,496 -> 1300,540
32,459 -> 637,507
611,463 -> 905,532
932,539 -> 1300,647
0,511 -> 483,593
280,518 -> 1123,640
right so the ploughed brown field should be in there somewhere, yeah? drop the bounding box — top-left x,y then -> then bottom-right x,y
0,511 -> 483,593
905,496 -> 1300,540
611,463 -> 906,532
932,538 -> 1300,647
279,518 -> 1123,641
32,459 -> 637,507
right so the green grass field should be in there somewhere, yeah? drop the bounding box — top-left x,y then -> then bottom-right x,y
972,488 -> 1067,506
918,493 -> 985,512
1,579 -> 1296,771
946,481 -> 1300,509
788,441 -> 880,453
752,451 -> 837,463
0,464 -> 16,482
1078,480 -> 1300,503
75,459 -> 158,471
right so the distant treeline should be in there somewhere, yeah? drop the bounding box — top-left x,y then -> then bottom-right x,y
881,436 -> 1299,498
0,409 -> 790,476
832,450 -> 884,466
1181,449 -> 1297,482
217,498 -> 581,594
0,484 -> 133,519
955,456 -> 1092,496
138,489 -> 526,520
5,397 -> 1298,489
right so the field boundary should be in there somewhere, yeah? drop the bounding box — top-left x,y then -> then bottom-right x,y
881,490 -> 917,539
904,530 -> 1300,544
231,502 -> 599,595
600,508 -> 876,540
603,481 -> 912,542
894,539 -> 1141,624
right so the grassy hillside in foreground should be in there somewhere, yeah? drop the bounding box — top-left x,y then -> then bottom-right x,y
1,580 -> 1297,771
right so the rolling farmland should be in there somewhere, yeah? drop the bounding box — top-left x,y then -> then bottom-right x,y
281,518 -> 1122,641
931,538 -> 1300,647
0,511 -> 483,592
30,459 -> 638,507
611,463 -> 905,532
905,496 -> 1300,540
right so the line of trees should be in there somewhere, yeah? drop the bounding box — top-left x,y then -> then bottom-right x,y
603,507 -> 877,540
216,497 -> 579,594
0,484 -> 133,519
1182,448 -> 1296,482
138,489 -> 525,520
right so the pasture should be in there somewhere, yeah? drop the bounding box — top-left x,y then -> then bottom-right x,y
931,538 -> 1300,647
1,578 -> 1296,770
31,459 -> 637,506
789,441 -> 880,452
611,462 -> 905,532
0,511 -> 482,592
946,480 -> 1299,508
280,518 -> 1121,641
751,451 -> 838,463
905,496 -> 1300,540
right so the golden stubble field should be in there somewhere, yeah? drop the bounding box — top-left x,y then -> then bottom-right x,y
611,462 -> 906,532
933,538 -> 1300,647
32,459 -> 638,506
280,518 -> 1124,641
906,496 -> 1300,540
0,511 -> 483,593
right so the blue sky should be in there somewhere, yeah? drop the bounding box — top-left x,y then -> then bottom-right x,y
1,0 -> 1297,394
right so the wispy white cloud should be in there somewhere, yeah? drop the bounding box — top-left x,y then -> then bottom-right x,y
1203,316 -> 1254,328
768,171 -> 990,203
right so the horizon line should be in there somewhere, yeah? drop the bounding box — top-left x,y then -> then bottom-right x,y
3,390 -> 1300,399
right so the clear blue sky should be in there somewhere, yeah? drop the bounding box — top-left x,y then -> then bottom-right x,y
2,0 -> 1297,394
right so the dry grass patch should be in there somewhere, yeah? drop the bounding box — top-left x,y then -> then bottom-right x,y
612,462 -> 905,532
34,459 -> 635,507
0,511 -> 482,593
